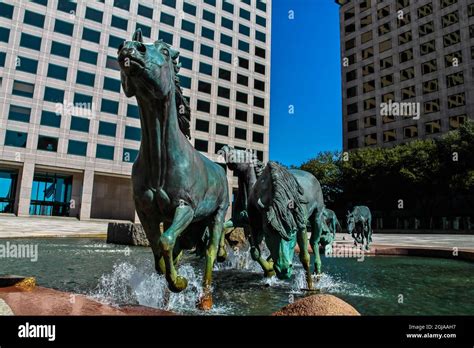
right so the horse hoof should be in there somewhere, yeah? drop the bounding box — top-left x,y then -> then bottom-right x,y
217,248 -> 227,263
197,294 -> 213,310
168,276 -> 188,293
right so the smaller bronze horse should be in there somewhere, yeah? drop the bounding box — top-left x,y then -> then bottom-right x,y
320,208 -> 341,255
248,162 -> 328,290
347,206 -> 373,250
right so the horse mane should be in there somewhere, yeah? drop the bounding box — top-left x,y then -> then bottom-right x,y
265,162 -> 306,241
160,40 -> 191,139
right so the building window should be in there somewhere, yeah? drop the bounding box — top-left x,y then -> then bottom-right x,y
419,21 -> 434,37
422,79 -> 438,94
383,129 -> 396,143
398,31 -> 412,45
380,56 -> 393,70
218,86 -> 230,99
235,127 -> 247,140
347,86 -> 357,98
364,116 -> 376,128
346,70 -> 357,82
76,70 -> 96,86
236,91 -> 248,104
37,135 -> 58,152
404,125 -> 418,139
235,109 -> 248,122
83,28 -> 101,43
74,93 -> 93,104
218,68 -> 231,80
401,67 -> 415,81
399,48 -> 413,63
345,38 -> 355,51
44,87 -> 64,103
347,102 -> 358,115
360,14 -> 372,28
203,9 -> 215,23
122,148 -> 138,162
347,120 -> 358,132
441,0 -> 457,8
9,105 -> 31,123
364,98 -> 376,110
114,0 -> 130,10
382,92 -> 395,103
379,39 -> 392,53
12,80 -> 34,98
348,137 -> 358,149
85,7 -> 103,23
109,35 -> 124,49
127,104 -> 139,119
417,3 -> 433,19
50,41 -> 70,58
447,92 -> 465,108
159,30 -> 173,45
47,64 -> 68,80
443,30 -> 461,47
96,144 -> 115,160
183,2 -> 196,15
378,23 -> 390,36
420,40 -> 436,56
380,74 -> 394,88
344,7 -> 355,21
41,111 -> 61,128
54,19 -> 74,36
70,116 -> 90,133
222,0 -> 234,14
253,113 -> 264,125
425,120 -> 441,134
237,74 -> 248,86
180,56 -> 192,69
361,30 -> 372,44
137,4 -> 153,18
194,139 -> 208,152
253,132 -> 264,144
4,130 -> 27,148
362,47 -> 373,60
256,15 -> 266,27
398,12 -> 411,27
24,10 -> 45,28
255,62 -> 265,75
0,27 -> 9,43
16,56 -> 38,74
256,31 -> 266,43
180,37 -> 194,51
424,99 -> 440,114
103,77 -> 121,92
364,133 -> 377,146
98,121 -> 117,137
238,40 -> 249,53
101,99 -> 119,114
20,33 -> 42,50
0,3 -> 14,19
446,72 -> 464,88
111,15 -> 128,30
68,140 -> 87,157
160,12 -> 175,26
79,49 -> 98,65
202,26 -> 214,40
254,79 -> 265,91
422,59 -> 437,75
216,123 -> 228,136
198,81 -> 212,94
197,100 -> 210,113
363,80 -> 375,93
163,0 -> 176,8
199,62 -> 212,76
195,119 -> 209,132
181,19 -> 195,33
217,105 -> 229,117
125,126 -> 141,141
449,114 -> 466,130
362,64 -> 374,76
441,11 -> 458,28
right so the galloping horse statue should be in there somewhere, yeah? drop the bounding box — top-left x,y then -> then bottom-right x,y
347,205 -> 373,251
321,208 -> 341,255
218,146 -> 274,276
248,161 -> 328,290
118,29 -> 229,310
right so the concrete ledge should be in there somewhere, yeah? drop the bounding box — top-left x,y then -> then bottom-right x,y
107,222 -> 150,246
368,244 -> 474,262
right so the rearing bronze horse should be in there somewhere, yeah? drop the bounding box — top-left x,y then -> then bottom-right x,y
118,29 -> 229,310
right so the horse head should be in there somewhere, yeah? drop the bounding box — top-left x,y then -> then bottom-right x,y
253,162 -> 306,280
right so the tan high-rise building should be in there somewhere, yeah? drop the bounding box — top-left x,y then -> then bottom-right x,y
337,0 -> 473,151
0,0 -> 271,221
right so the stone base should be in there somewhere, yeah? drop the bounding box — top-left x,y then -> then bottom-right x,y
106,222 -> 150,247
272,294 -> 360,316
0,275 -> 36,291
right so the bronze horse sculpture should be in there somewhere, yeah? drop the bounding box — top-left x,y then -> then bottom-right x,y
347,205 -> 373,251
220,146 -> 329,289
118,29 -> 229,310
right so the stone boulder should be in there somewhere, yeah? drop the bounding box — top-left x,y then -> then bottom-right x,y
225,227 -> 247,249
272,294 -> 360,316
107,223 -> 150,247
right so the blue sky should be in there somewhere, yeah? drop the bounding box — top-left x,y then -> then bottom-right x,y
270,0 -> 342,166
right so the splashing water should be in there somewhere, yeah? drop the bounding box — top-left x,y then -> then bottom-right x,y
215,246 -> 261,272
90,260 -> 230,314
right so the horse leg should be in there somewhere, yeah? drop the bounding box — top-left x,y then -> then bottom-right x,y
248,226 -> 275,277
198,210 -> 225,310
217,219 -> 234,263
310,211 -> 324,277
159,205 -> 194,293
297,227 -> 313,290
135,206 -> 166,274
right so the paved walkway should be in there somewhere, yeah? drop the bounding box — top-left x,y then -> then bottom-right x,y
0,215 -> 110,238
336,233 -> 474,250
